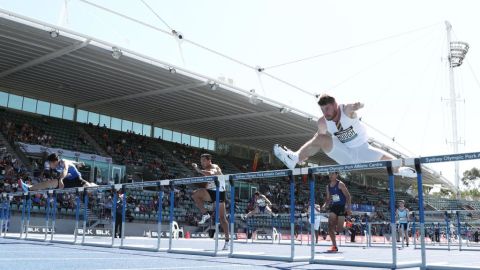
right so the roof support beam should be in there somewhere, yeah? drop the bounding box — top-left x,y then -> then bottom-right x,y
181,89 -> 314,133
78,82 -> 207,109
218,132 -> 313,142
68,54 -> 182,88
0,39 -> 90,78
158,111 -> 280,126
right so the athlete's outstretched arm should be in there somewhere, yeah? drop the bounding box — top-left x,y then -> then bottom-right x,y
322,186 -> 331,210
343,102 -> 364,118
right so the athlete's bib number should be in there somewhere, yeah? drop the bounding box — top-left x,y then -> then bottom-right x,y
257,199 -> 266,207
332,194 -> 340,203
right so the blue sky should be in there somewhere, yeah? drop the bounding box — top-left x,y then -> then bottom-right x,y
1,0 -> 480,184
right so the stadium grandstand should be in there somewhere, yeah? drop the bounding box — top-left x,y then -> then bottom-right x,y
0,6 -> 470,234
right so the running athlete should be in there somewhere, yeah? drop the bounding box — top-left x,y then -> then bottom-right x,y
322,171 -> 352,252
396,200 -> 410,247
308,202 -> 323,244
274,94 -> 416,178
191,153 -> 229,250
241,191 -> 277,220
18,153 -> 96,191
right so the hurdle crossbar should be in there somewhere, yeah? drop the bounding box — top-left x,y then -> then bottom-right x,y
23,191 -> 54,242
120,181 -> 170,252
166,176 -> 227,257
228,169 -> 310,262
308,159 -> 420,269
4,153 -> 480,267
80,186 -> 116,248
3,192 -> 25,240
405,152 -> 480,270
49,188 -> 82,244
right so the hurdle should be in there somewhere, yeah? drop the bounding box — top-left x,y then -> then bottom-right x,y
119,180 -> 169,252
366,222 -> 394,248
80,185 -> 116,248
405,151 -> 480,270
167,175 -> 227,257
412,210 -> 462,251
228,169 -> 310,262
336,220 -> 387,249
309,159 -> 422,269
452,210 -> 480,251
0,193 -> 8,237
414,213 -> 480,252
1,152 -> 479,268
244,213 -> 282,245
2,192 -> 25,240
22,190 -> 54,242
49,187 -> 82,244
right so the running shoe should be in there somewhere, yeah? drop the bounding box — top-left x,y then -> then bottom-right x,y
273,144 -> 299,170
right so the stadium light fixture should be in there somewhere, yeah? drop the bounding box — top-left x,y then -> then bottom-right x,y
49,29 -> 59,38
111,47 -> 122,60
208,81 -> 218,91
449,41 -> 469,67
249,95 -> 261,105
248,89 -> 262,105
279,107 -> 290,114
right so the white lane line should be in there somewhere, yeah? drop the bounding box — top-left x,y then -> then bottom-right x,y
0,257 -> 146,261
97,265 -> 252,270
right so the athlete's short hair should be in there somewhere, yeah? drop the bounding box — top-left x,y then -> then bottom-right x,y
200,153 -> 212,160
47,153 -> 59,162
317,94 -> 336,106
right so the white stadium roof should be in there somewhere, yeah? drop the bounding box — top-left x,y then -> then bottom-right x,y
0,9 -> 454,189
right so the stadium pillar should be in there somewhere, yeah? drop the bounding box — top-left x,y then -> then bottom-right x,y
73,105 -> 78,122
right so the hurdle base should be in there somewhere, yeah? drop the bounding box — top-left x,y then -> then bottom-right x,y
427,264 -> 480,270
50,239 -> 78,245
237,240 -> 307,247
311,259 -> 421,269
24,237 -> 49,242
337,243 -> 369,248
230,252 -> 309,262
81,242 -> 114,248
365,244 -> 395,249
415,246 -> 455,251
168,248 -> 228,257
3,236 -> 22,240
119,245 -> 167,252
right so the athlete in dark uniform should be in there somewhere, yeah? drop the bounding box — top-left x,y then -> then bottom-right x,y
322,172 -> 352,252
18,153 -> 96,191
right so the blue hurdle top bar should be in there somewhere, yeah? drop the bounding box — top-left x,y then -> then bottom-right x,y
309,160 -> 401,174
230,169 -> 291,181
405,152 -> 480,165
171,176 -> 217,185
123,180 -> 169,188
